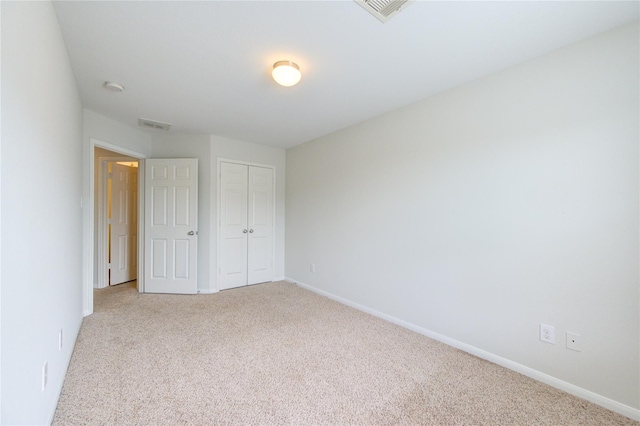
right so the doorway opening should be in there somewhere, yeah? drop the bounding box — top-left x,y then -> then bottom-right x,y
94,147 -> 141,289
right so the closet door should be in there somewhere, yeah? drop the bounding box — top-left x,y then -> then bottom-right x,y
219,162 -> 274,290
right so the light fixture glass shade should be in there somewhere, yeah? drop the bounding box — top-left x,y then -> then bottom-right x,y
103,81 -> 125,92
272,61 -> 301,87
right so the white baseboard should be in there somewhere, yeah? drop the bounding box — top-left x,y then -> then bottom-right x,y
285,277 -> 640,421
197,288 -> 219,294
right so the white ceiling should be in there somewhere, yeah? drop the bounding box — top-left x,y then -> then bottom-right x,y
53,1 -> 639,149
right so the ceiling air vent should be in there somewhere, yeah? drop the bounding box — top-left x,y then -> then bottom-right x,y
138,118 -> 171,131
355,0 -> 412,23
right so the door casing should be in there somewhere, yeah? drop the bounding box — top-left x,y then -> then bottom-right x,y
84,138 -> 147,315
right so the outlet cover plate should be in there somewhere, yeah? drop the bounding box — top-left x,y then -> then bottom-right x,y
540,323 -> 555,344
566,331 -> 581,351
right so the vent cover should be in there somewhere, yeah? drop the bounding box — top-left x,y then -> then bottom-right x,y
355,0 -> 412,23
138,118 -> 171,131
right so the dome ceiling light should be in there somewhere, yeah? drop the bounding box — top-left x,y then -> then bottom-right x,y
272,61 -> 301,87
103,81 -> 125,92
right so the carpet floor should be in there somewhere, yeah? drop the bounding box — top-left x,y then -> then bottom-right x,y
53,281 -> 636,425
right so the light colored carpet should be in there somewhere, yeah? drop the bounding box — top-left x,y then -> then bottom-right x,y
53,281 -> 636,425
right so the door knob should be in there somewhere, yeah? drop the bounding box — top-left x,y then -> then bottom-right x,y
249,229 -> 254,233
188,231 -> 195,235
243,229 -> 248,233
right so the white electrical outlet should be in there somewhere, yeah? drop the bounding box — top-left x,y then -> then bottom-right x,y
566,331 -> 581,352
42,362 -> 48,391
540,324 -> 555,344
310,264 -> 316,273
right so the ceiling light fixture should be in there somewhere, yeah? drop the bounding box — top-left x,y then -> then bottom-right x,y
103,81 -> 125,92
272,61 -> 301,87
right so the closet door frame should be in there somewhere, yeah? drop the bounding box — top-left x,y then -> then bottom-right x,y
216,158 -> 276,291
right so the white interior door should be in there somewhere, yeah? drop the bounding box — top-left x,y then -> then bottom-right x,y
144,158 -> 198,294
219,161 -> 273,290
110,163 -> 137,285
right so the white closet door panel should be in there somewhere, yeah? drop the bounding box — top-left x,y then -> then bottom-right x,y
219,162 -> 248,290
248,166 -> 273,285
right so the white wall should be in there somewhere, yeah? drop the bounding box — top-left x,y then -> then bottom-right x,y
1,2 -> 84,424
84,109 -> 153,157
211,136 -> 286,286
286,22 -> 639,416
151,134 -> 212,292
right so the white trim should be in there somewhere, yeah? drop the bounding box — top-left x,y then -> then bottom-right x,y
286,277 -> 640,422
197,289 -> 219,294
216,158 -> 276,292
137,160 -> 145,294
96,159 -> 108,289
94,139 -> 148,159
84,138 -> 147,316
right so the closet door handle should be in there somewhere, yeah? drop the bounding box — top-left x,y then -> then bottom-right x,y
249,229 -> 254,233
188,231 -> 195,236
243,229 -> 248,233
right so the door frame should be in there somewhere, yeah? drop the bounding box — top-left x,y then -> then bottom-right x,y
83,138 -> 147,315
96,157 -> 139,289
216,158 -> 276,291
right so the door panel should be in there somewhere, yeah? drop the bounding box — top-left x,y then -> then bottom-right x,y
219,162 -> 248,290
174,239 -> 190,279
145,158 -> 198,294
175,187 -> 190,226
152,187 -> 168,225
250,236 -> 269,270
151,239 -> 167,278
225,238 -> 247,274
248,166 -> 273,285
110,163 -> 137,285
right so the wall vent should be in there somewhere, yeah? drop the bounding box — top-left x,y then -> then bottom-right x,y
354,0 -> 412,23
138,118 -> 171,131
